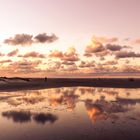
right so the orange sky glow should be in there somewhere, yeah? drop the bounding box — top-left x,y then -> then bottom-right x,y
0,0 -> 140,77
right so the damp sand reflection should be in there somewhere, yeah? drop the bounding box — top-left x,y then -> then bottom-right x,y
0,87 -> 140,140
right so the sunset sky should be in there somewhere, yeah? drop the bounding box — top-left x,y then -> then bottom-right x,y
0,0 -> 140,77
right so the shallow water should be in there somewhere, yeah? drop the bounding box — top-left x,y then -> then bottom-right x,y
0,87 -> 140,140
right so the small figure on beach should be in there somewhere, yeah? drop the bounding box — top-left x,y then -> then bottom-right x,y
128,78 -> 134,82
44,77 -> 47,82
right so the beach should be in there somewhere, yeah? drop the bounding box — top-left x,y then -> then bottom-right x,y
0,77 -> 140,92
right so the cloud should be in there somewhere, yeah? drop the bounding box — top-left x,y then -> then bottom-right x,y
120,65 -> 140,72
11,60 -> 41,68
4,34 -> 33,46
63,47 -> 79,61
84,53 -> 93,57
106,44 -> 130,51
61,64 -> 78,71
6,60 -> 42,74
62,61 -> 75,65
93,63 -> 118,73
21,52 -> 45,58
49,50 -> 63,58
0,53 -> 5,57
45,59 -> 78,73
125,59 -> 130,64
62,54 -> 79,62
84,36 -> 134,59
79,61 -> 95,68
49,47 -> 79,62
84,36 -> 119,55
84,38 -> 113,57
95,50 -> 109,57
7,49 -> 19,56
115,51 -> 140,58
85,40 -> 105,54
92,36 -> 118,44
0,59 -> 12,63
100,56 -> 105,61
34,33 -> 58,43
106,44 -> 122,51
103,60 -> 118,65
4,33 -> 58,46
1,34 -> 140,76
133,39 -> 140,44
44,61 -> 63,73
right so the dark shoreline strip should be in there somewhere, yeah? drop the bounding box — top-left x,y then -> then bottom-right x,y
0,78 -> 140,92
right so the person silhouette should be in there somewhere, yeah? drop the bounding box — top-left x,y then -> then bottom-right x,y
44,77 -> 47,82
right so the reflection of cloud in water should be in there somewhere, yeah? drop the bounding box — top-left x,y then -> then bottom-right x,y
0,87 -> 140,124
79,87 -> 96,95
86,103 -> 108,122
116,97 -> 140,105
2,111 -> 58,125
85,96 -> 130,123
0,87 -> 122,108
49,93 -> 79,110
2,111 -> 31,123
33,113 -> 58,124
98,89 -> 118,96
18,96 -> 45,104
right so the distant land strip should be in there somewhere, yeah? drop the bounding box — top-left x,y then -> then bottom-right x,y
0,78 -> 140,92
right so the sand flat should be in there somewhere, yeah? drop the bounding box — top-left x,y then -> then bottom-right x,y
0,78 -> 140,92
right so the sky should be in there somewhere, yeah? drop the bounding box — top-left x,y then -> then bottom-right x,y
0,0 -> 140,77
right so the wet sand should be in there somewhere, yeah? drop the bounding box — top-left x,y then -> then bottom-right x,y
0,78 -> 140,92
0,87 -> 140,140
